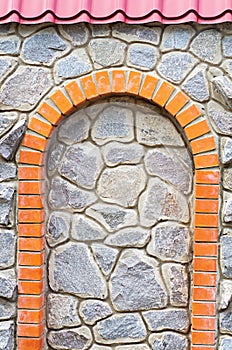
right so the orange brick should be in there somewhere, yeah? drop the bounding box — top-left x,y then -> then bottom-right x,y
192,302 -> 216,316
194,228 -> 218,242
18,309 -> 45,325
191,136 -> 216,154
185,120 -> 211,140
81,75 -> 98,99
18,252 -> 44,266
192,317 -> 216,331
18,337 -> 44,350
196,170 -> 220,185
192,331 -> 215,345
65,81 -> 86,106
194,243 -> 217,257
19,238 -> 44,252
139,75 -> 158,99
193,287 -> 216,301
194,214 -> 218,228
195,199 -> 218,213
18,195 -> 43,209
18,209 -> 45,223
18,224 -> 44,238
193,272 -> 217,286
19,150 -> 43,166
176,104 -> 201,127
194,258 -> 217,272
165,91 -> 189,115
22,134 -> 47,152
195,185 -> 219,199
18,280 -> 44,295
50,90 -> 74,115
37,101 -> 62,125
95,70 -> 111,95
28,117 -> 53,138
18,266 -> 44,281
192,347 -> 216,350
153,81 -> 175,106
18,167 -> 44,180
17,322 -> 44,337
126,71 -> 142,95
18,181 -> 42,195
112,70 -> 126,93
194,154 -> 219,169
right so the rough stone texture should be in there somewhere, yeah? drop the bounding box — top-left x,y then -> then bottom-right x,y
0,230 -> 15,268
47,293 -> 81,329
0,163 -> 16,182
79,300 -> 112,325
183,64 -> 209,102
60,24 -> 90,46
157,52 -> 197,83
89,39 -> 126,69
144,148 -> 192,194
223,196 -> 232,223
136,110 -> 184,146
220,309 -> 232,334
221,231 -> 232,278
224,168 -> 232,190
91,244 -> 119,276
93,313 -> 146,344
86,204 -> 137,232
49,242 -> 107,299
208,101 -> 232,136
173,148 -> 193,169
0,113 -> 17,138
149,332 -> 188,350
219,280 -> 232,310
142,309 -> 189,332
0,66 -> 52,110
162,264 -> 189,307
48,327 -> 92,350
91,24 -> 111,37
0,35 -> 20,55
47,143 -> 65,175
128,44 -> 159,70
0,269 -> 16,299
219,336 -> 232,349
0,24 -> 15,35
110,249 -> 168,311
18,24 -> 48,37
138,177 -> 189,227
0,184 -> 14,226
59,142 -> 103,189
212,75 -> 232,109
112,23 -> 161,44
49,177 -> 97,212
221,138 -> 232,165
222,36 -> 232,58
46,211 -> 71,247
0,321 -> 14,350
58,111 -> 90,145
0,300 -> 15,321
0,58 -> 18,84
97,165 -> 146,207
102,142 -> 144,166
71,215 -> 107,241
190,29 -> 222,64
161,25 -> 195,51
22,28 -> 68,65
91,106 -> 134,145
105,227 -> 150,248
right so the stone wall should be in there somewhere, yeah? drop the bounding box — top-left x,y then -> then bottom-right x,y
0,22 -> 231,349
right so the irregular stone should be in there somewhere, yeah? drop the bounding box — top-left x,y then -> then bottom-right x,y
86,204 -> 137,232
219,280 -> 232,310
0,35 -> 20,55
221,309 -> 232,334
91,24 -> 111,37
224,168 -> 232,190
91,106 -> 134,145
144,148 -> 192,194
183,64 -> 209,102
89,38 -> 126,69
143,309 -> 189,333
221,59 -> 232,77
91,243 -> 119,276
161,25 -> 195,51
48,327 -> 92,350
157,52 -> 197,83
208,101 -> 232,136
58,111 -> 90,145
0,163 -> 16,182
128,44 -> 159,70
136,109 -> 184,146
22,28 -> 68,65
0,24 -> 15,35
223,36 -> 232,57
46,211 -> 70,247
59,142 -> 103,189
0,269 -> 16,299
55,49 -> 92,82
0,230 -> 15,268
97,165 -> 146,207
162,263 -> 189,306
190,29 -> 222,64
0,116 -> 27,160
102,142 -> 144,166
71,215 -> 106,241
0,113 -> 17,138
0,299 -> 15,321
90,346 -> 111,350
0,184 -> 14,226
147,223 -> 191,263
0,58 -> 18,84
138,177 -> 189,227
149,332 -> 188,350
115,346 -> 150,350
0,321 -> 14,350
47,143 -> 65,175
172,148 -> 193,169
49,242 -> 107,299
221,138 -> 232,164
219,336 -> 232,349
60,24 -> 90,46
221,230 -> 232,278
110,249 -> 168,311
223,196 -> 232,223
212,75 -> 232,109
112,23 -> 161,44
93,313 -> 146,344
105,227 -> 150,248
18,24 -> 48,37
49,177 -> 97,212
0,66 -> 52,110
79,300 -> 112,325
47,293 -> 81,329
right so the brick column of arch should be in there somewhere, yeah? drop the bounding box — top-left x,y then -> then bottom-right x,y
17,68 -> 220,350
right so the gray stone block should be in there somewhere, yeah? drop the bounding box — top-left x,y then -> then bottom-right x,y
0,230 -> 15,268
0,163 -> 16,182
0,299 -> 15,320
112,23 -> 161,44
0,113 -> 17,138
212,75 -> 232,109
0,35 -> 20,55
149,332 -> 188,350
0,58 -> 18,84
71,215 -> 107,241
91,243 -> 118,276
47,143 -> 65,175
0,321 -> 14,350
142,309 -> 189,332
161,25 -> 195,52
183,64 -> 209,102
105,227 -> 150,248
46,211 -> 70,247
79,300 -> 112,325
0,269 -> 16,299
128,43 -> 159,70
48,327 -> 92,350
223,168 -> 232,190
0,184 -> 14,226
223,36 -> 232,58
60,24 -> 90,46
219,280 -> 232,310
102,142 -> 144,166
221,231 -> 232,278
208,101 -> 232,136
58,111 -> 90,145
220,309 -> 232,334
219,336 -> 232,349
190,29 -> 222,64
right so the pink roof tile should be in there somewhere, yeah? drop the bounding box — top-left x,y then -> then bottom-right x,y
0,0 -> 231,24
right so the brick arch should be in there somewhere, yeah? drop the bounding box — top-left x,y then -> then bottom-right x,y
17,69 -> 219,350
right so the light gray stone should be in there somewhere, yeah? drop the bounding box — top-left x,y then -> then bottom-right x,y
190,29 -> 222,64
212,75 -> 232,109
0,163 -> 16,182
224,168 -> 232,190
91,106 -> 134,145
49,177 -> 97,212
60,24 -> 90,46
161,25 -> 195,52
0,184 -> 14,226
162,263 -> 189,307
183,64 -> 209,102
0,35 -> 20,55
149,332 -> 188,350
0,66 -> 52,110
0,58 -> 18,84
71,215 -> 107,241
89,38 -> 126,69
221,138 -> 232,164
0,269 -> 16,299
221,309 -> 232,334
46,211 -> 70,247
47,293 -> 81,329
102,142 -> 144,166
18,24 -> 49,37
208,101 -> 232,136
221,231 -> 232,278
138,177 -> 189,227
147,223 -> 191,263
93,313 -> 146,344
0,113 -> 17,138
0,321 -> 14,350
115,346 -> 150,350
47,143 -> 65,175
0,300 -> 15,320
97,165 -> 146,207
91,24 -> 111,37
221,59 -> 232,77
0,116 -> 27,160
219,336 -> 232,349
90,346 -> 111,350
143,309 -> 189,333
105,227 -> 150,248
91,243 -> 119,276
136,109 -> 184,146
223,36 -> 232,58
49,242 -> 107,299
172,148 -> 193,169
48,327 -> 92,350
128,44 -> 159,70
0,230 -> 15,268
219,280 -> 232,310
223,196 -> 232,223
22,28 -> 68,65
112,23 -> 161,44
110,249 -> 168,311
59,142 -> 103,189
157,52 -> 197,83
86,204 -> 137,232
58,111 -> 90,145
0,24 -> 15,35
79,300 -> 112,325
